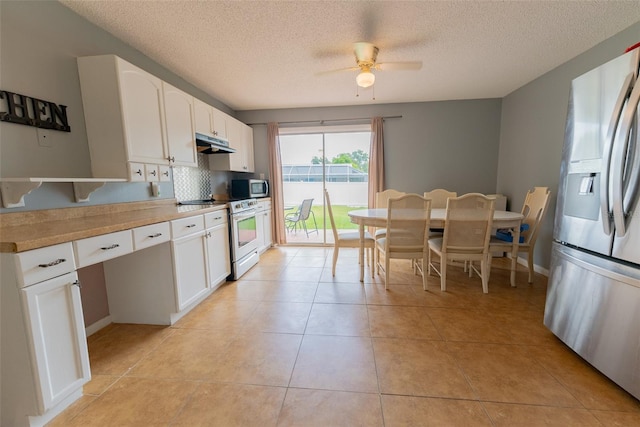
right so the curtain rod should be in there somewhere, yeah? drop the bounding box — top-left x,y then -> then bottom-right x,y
246,115 -> 402,127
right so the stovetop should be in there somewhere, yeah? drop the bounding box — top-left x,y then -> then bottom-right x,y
177,199 -> 227,206
178,198 -> 257,213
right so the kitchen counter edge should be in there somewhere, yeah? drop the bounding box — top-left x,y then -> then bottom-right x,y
0,199 -> 229,253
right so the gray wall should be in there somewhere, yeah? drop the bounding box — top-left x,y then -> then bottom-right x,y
497,21 -> 640,271
237,99 -> 503,196
0,1 -> 232,211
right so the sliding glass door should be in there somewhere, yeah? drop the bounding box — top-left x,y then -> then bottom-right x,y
279,125 -> 370,245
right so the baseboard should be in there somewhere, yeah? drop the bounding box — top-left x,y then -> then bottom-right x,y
504,254 -> 549,277
85,315 -> 113,337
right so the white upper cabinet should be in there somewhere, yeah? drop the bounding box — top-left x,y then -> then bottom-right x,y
194,98 -> 228,142
243,123 -> 255,173
212,108 -> 229,141
194,98 -> 215,138
163,82 -> 197,167
78,55 -> 169,180
209,118 -> 255,173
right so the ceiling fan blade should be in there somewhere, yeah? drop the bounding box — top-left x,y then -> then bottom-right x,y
315,66 -> 360,76
374,61 -> 423,71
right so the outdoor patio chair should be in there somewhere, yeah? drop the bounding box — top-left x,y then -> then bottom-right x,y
285,198 -> 318,237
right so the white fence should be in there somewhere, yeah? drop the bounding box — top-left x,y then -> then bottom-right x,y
283,182 -> 368,207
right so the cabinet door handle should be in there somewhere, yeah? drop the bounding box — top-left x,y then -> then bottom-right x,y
186,224 -> 197,228
150,170 -> 157,176
72,280 -> 82,288
135,169 -> 143,176
214,216 -> 222,220
101,244 -> 120,250
148,233 -> 162,238
38,258 -> 66,268
206,232 -> 212,238
213,131 -> 218,136
163,170 -> 170,177
168,156 -> 175,163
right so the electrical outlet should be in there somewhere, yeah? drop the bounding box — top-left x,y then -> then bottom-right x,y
37,129 -> 53,147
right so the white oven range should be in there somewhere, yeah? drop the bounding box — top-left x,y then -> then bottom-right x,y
228,198 -> 260,279
178,198 -> 259,279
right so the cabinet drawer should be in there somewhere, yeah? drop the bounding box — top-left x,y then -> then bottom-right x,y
158,165 -> 171,182
145,164 -> 159,182
14,242 -> 76,288
132,222 -> 170,250
204,209 -> 228,228
259,201 -> 272,211
74,230 -> 133,268
128,162 -> 146,182
171,215 -> 205,239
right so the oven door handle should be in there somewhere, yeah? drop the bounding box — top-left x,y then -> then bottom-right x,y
232,210 -> 257,220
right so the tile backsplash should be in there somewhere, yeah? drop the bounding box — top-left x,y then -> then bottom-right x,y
172,154 -> 232,201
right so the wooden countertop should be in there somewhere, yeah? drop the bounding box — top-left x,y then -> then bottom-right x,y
0,199 -> 228,253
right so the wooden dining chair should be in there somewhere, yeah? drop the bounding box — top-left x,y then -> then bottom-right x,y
376,194 -> 431,290
325,189 -> 375,276
423,188 -> 457,238
423,189 -> 457,209
428,193 -> 495,293
489,187 -> 551,283
374,189 -> 406,264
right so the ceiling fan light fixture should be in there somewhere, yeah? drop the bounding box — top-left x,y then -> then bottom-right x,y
356,70 -> 375,88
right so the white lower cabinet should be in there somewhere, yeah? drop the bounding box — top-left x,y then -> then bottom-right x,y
22,272 -> 90,414
1,249 -> 90,426
172,230 -> 209,311
256,200 -> 273,253
205,213 -> 231,289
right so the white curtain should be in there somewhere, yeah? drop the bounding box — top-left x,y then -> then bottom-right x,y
267,122 -> 287,244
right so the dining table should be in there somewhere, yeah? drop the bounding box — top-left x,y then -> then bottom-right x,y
348,208 -> 525,286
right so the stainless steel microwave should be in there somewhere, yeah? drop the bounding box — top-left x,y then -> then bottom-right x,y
231,179 -> 269,198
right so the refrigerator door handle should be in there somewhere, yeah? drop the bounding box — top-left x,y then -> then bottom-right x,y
601,73 -> 634,236
611,79 -> 640,237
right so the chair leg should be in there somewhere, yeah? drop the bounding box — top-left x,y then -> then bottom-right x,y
369,247 -> 375,276
440,256 -> 447,292
302,220 -> 309,237
422,253 -> 428,291
527,250 -> 534,283
332,246 -> 339,276
384,253 -> 390,290
481,255 -> 489,294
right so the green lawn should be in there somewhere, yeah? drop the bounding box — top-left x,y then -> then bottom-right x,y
286,205 -> 365,230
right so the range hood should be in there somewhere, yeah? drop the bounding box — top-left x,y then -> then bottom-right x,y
195,132 -> 236,154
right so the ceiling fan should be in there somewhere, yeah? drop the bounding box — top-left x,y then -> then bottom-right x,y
319,42 -> 423,89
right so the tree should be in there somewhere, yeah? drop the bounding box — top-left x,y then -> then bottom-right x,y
310,150 -> 369,172
311,155 -> 329,164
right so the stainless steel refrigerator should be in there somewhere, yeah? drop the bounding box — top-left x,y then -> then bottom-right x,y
544,47 -> 640,400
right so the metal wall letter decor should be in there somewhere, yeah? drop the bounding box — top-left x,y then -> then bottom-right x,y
0,90 -> 70,132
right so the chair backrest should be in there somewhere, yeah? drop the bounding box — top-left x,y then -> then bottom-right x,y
324,190 -> 339,241
442,193 -> 495,254
424,189 -> 457,209
386,194 -> 432,252
520,187 -> 551,246
376,189 -> 406,209
298,199 -> 314,221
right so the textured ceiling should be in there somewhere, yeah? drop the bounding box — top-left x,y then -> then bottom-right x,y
59,1 -> 640,112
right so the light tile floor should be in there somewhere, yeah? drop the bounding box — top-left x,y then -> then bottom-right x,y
48,246 -> 640,426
